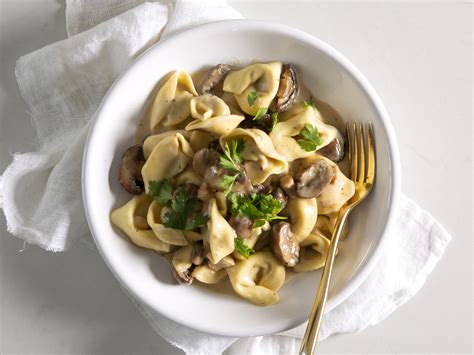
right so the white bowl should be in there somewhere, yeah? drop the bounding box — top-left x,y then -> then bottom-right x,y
82,20 -> 400,337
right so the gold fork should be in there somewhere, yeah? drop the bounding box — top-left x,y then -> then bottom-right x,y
299,123 -> 376,355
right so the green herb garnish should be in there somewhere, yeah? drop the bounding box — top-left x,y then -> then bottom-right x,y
162,189 -> 208,230
253,107 -> 268,121
148,180 -> 174,206
220,139 -> 245,195
297,124 -> 323,152
270,112 -> 279,131
247,90 -> 258,106
220,139 -> 244,174
229,193 -> 286,228
234,238 -> 255,259
303,97 -> 317,108
221,174 -> 239,195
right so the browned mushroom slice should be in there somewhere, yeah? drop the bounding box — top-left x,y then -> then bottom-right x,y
191,242 -> 205,266
208,255 -> 235,271
318,136 -> 345,162
192,147 -> 221,177
229,215 -> 254,238
271,64 -> 299,112
295,159 -> 335,198
118,144 -> 145,195
272,221 -> 300,267
201,64 -> 232,94
239,113 -> 274,132
173,269 -> 193,285
230,169 -> 254,194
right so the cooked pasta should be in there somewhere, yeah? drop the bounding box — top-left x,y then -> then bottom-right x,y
111,62 -> 356,305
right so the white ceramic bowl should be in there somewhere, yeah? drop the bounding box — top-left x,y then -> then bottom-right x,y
82,20 -> 400,337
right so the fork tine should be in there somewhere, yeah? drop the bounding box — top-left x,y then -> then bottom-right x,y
350,123 -> 359,181
359,123 -> 366,183
366,124 -> 376,184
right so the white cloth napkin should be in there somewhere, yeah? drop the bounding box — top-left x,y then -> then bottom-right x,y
0,1 -> 452,354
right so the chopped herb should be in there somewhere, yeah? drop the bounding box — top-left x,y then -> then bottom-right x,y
234,238 -> 255,259
229,193 -> 286,228
162,189 -> 208,230
221,174 -> 239,195
220,139 -> 245,195
297,123 -> 323,152
247,90 -> 258,106
220,139 -> 244,174
148,180 -> 174,206
253,107 -> 268,121
270,112 -> 279,131
303,97 -> 317,108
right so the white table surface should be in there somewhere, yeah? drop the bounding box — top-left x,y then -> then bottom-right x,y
0,1 -> 472,353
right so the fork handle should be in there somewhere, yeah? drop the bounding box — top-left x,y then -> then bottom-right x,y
299,209 -> 350,355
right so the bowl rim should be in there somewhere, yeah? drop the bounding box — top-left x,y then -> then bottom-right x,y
82,19 -> 401,337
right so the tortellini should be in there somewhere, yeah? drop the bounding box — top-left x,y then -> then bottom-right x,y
172,244 -> 194,273
220,128 -> 288,184
143,130 -> 190,159
223,62 -> 282,115
293,232 -> 330,273
226,251 -> 285,306
189,94 -> 230,120
192,265 -> 227,284
147,201 -> 189,246
282,197 -> 318,243
206,198 -> 236,264
149,71 -> 197,130
141,133 -> 194,192
270,105 -> 339,162
185,114 -> 245,136
111,195 -> 173,253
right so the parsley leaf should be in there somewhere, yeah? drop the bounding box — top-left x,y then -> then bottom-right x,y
220,139 -> 244,174
221,174 -> 239,195
148,180 -> 174,206
219,140 -> 246,195
297,124 -> 323,152
234,238 -> 255,259
253,107 -> 268,121
229,193 -> 286,228
303,97 -> 317,108
247,90 -> 258,106
163,189 -> 208,230
270,112 -> 279,131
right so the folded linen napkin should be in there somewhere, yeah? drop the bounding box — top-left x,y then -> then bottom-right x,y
0,1 -> 451,354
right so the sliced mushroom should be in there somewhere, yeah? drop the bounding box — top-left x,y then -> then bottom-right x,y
271,64 -> 299,112
239,113 -> 274,132
229,215 -> 254,238
118,144 -> 145,195
203,165 -> 227,191
271,221 -> 299,267
208,255 -> 235,271
231,169 -> 254,194
173,269 -> 193,285
201,64 -> 232,94
191,242 -> 205,266
318,137 -> 345,162
295,159 -> 335,198
193,147 -> 221,177
279,174 -> 296,197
